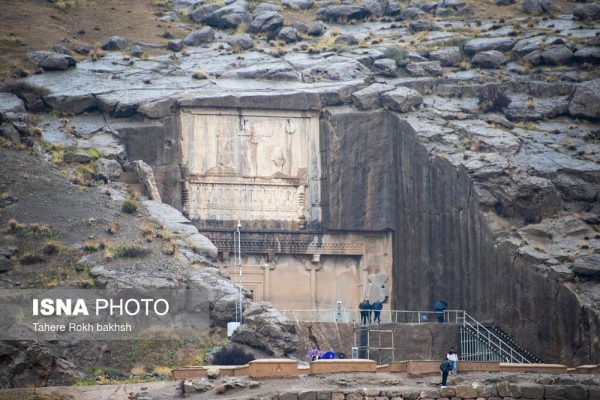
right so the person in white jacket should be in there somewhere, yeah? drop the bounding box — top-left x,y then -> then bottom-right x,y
446,348 -> 458,375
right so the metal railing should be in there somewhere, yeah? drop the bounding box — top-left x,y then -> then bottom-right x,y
278,308 -> 535,364
461,312 -> 533,364
279,309 -> 465,325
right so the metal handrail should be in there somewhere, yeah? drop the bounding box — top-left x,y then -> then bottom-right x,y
279,309 -> 465,324
463,312 -> 532,364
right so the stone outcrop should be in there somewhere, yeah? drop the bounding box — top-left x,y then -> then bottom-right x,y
231,302 -> 299,357
569,79 -> 600,119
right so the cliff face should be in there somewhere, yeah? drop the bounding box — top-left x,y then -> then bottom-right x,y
322,109 -> 600,365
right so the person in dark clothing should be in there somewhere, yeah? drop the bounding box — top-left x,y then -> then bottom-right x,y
440,356 -> 452,387
433,300 -> 447,323
371,300 -> 383,324
359,300 -> 370,325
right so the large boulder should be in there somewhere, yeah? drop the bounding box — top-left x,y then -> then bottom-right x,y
382,87 -> 423,112
573,3 -> 600,20
372,58 -> 398,77
352,83 -> 395,110
463,37 -> 516,56
334,33 -> 358,46
522,0 -> 556,15
513,35 -> 564,58
100,36 -> 128,51
189,3 -> 221,22
471,50 -> 508,68
569,79 -> 600,119
307,21 -> 325,36
171,0 -> 203,12
205,2 -> 249,29
573,254 -> 600,278
249,10 -> 284,33
282,0 -> 314,9
231,302 -> 299,357
277,27 -> 300,43
94,158 -> 122,181
27,51 -> 76,71
183,27 -> 215,46
0,342 -> 84,388
362,0 -> 383,16
523,45 -> 573,66
429,46 -> 461,67
406,61 -> 443,76
227,34 -> 255,50
574,47 -> 600,65
222,61 -> 301,81
317,4 -> 370,22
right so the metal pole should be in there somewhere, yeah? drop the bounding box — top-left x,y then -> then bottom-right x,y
237,220 -> 242,325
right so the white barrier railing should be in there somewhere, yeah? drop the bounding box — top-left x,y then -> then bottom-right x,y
279,309 -> 465,325
278,308 -> 535,364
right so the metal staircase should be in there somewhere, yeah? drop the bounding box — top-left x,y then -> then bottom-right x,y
459,312 -> 540,364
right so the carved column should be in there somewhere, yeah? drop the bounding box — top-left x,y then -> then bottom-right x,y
306,254 -> 322,310
261,258 -> 276,302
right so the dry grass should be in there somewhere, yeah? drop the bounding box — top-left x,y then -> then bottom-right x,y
192,69 -> 208,79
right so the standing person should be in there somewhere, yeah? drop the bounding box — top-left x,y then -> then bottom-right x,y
366,300 -> 372,324
359,299 -> 369,325
439,356 -> 452,388
447,348 -> 458,375
371,300 -> 383,324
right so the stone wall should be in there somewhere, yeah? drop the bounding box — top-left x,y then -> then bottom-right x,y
262,382 -> 600,400
294,322 -> 459,365
321,109 -> 600,365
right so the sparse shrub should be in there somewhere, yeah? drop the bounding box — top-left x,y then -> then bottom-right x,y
121,198 -> 139,214
43,240 -> 66,255
192,70 -> 208,80
82,241 -> 100,252
53,0 -> 95,12
107,221 -> 119,234
8,219 -> 18,230
90,45 -> 104,61
20,252 -> 45,265
211,345 -> 255,366
104,244 -> 151,260
161,239 -> 178,256
478,84 -> 511,113
383,46 -> 408,67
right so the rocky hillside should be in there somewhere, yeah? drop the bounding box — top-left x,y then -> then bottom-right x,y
0,0 -> 599,380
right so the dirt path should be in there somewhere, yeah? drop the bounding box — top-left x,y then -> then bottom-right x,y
0,0 -> 187,81
0,380 -> 179,400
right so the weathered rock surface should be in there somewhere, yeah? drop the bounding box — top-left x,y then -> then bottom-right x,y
205,2 -> 249,29
249,10 -> 283,33
463,37 -> 515,56
569,79 -> 600,119
183,27 -> 215,46
522,0 -> 556,15
470,50 -> 508,68
523,45 -> 573,66
231,302 -> 299,356
94,158 -> 122,181
574,3 -> 600,20
429,46 -> 461,67
351,83 -> 395,110
573,254 -> 600,278
382,87 -> 423,112
317,4 -> 370,21
100,36 -> 128,51
189,3 -> 221,23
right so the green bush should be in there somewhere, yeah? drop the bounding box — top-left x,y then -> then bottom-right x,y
121,198 -> 139,214
383,46 -> 408,66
